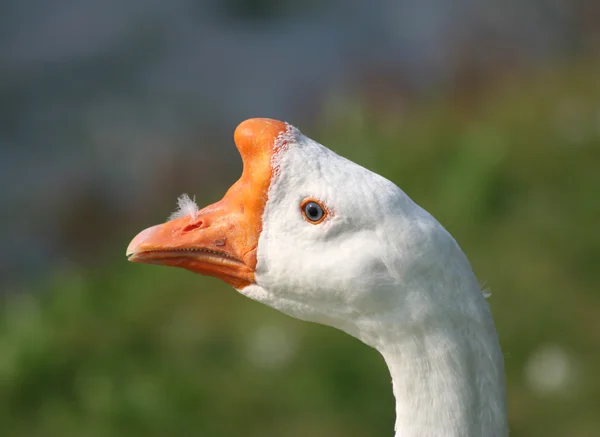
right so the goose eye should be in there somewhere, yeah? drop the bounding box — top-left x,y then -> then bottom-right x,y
301,199 -> 326,224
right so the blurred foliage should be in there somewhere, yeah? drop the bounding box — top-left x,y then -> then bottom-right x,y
2,60 -> 600,437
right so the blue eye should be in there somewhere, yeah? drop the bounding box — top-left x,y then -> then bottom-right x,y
301,200 -> 326,223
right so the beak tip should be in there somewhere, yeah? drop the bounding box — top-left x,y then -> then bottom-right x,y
126,224 -> 162,260
126,238 -> 140,259
126,246 -> 139,262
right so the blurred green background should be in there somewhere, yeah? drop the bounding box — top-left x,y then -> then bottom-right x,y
1,1 -> 599,436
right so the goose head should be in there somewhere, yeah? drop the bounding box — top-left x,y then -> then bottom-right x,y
127,118 -> 507,437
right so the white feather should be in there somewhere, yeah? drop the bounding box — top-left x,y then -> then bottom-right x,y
169,193 -> 199,222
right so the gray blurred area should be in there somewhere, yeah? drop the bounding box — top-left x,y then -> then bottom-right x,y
1,0 -> 596,285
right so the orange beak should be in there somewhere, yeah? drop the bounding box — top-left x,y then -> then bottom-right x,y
126,118 -> 289,290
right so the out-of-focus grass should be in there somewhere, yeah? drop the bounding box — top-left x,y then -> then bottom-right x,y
1,60 -> 599,437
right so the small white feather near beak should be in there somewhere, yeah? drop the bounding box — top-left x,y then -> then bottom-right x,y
169,193 -> 199,222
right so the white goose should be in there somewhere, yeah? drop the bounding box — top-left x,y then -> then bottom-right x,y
127,118 -> 508,437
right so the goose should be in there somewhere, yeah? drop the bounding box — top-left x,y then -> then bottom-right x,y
126,118 -> 508,437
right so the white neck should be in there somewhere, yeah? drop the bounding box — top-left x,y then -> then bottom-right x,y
249,271 -> 509,436
375,314 -> 508,437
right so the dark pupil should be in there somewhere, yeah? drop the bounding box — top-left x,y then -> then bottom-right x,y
305,203 -> 322,220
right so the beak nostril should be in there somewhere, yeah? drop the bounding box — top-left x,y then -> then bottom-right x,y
182,221 -> 203,232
